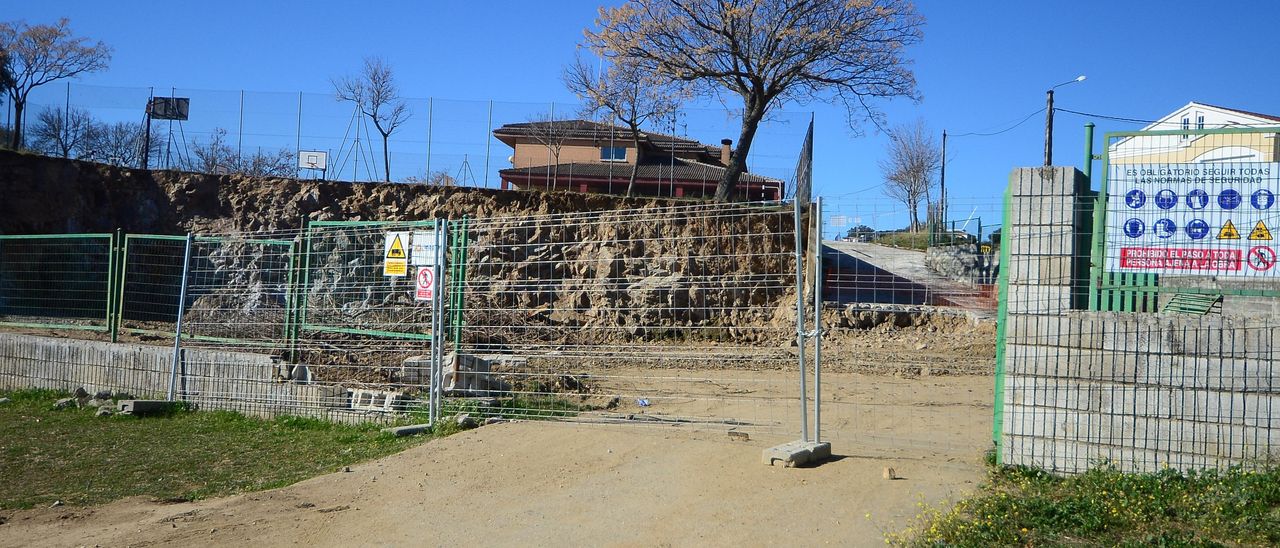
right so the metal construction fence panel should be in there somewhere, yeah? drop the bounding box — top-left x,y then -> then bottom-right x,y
0,201 -> 826,435
0,233 -> 113,332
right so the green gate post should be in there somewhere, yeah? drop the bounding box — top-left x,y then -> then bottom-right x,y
992,184 -> 1013,460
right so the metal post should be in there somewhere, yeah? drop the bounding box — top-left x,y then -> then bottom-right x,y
793,198 -> 809,442
237,90 -> 245,163
425,98 -> 433,177
295,92 -> 303,178
484,100 -> 493,188
105,230 -> 118,340
1083,122 -> 1096,183
167,233 -> 195,401
812,196 -> 823,443
431,219 -> 448,424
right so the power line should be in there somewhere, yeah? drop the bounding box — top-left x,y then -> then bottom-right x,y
950,107 -> 1046,137
1054,108 -> 1154,125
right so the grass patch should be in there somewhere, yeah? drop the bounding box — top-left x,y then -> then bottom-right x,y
874,231 -> 930,250
892,452 -> 1280,546
0,389 -> 432,509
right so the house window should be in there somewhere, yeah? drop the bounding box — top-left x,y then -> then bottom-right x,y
600,146 -> 626,162
1196,112 -> 1204,130
1181,116 -> 1190,141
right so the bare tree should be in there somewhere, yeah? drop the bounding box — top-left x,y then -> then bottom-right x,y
880,120 -> 940,232
187,127 -> 295,177
0,18 -> 111,149
524,112 -> 572,190
565,54 -> 686,196
235,148 -> 297,178
332,57 -> 409,182
30,106 -> 95,158
83,120 -> 161,168
587,0 -> 921,201
402,170 -> 455,186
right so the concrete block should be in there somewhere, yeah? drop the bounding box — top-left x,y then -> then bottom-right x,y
117,400 -> 180,416
1007,226 -> 1078,257
1008,255 -> 1075,285
381,423 -> 430,437
1009,195 -> 1085,226
1009,166 -> 1090,197
1007,285 -> 1072,314
761,440 -> 833,467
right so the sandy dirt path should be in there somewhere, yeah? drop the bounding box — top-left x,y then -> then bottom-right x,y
1,373 -> 991,547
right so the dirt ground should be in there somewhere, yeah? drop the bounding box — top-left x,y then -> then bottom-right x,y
0,371 -> 992,547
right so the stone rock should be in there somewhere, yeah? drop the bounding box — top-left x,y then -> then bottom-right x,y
85,398 -> 110,408
94,390 -> 113,400
73,387 -> 89,399
456,413 -> 478,429
483,417 -> 505,426
95,407 -> 114,417
0,397 -> 10,405
53,398 -> 76,410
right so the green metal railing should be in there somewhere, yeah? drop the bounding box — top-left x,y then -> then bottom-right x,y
2,220 -> 474,359
0,233 -> 114,332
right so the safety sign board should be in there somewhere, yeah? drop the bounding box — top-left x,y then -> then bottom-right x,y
383,232 -> 409,276
411,229 -> 440,266
414,266 -> 436,301
1249,221 -> 1273,241
1248,246 -> 1276,271
1106,161 -> 1280,277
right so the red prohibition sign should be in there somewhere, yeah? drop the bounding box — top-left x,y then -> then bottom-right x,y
422,265 -> 442,286
1248,246 -> 1276,271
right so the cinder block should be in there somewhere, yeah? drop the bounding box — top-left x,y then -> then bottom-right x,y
1007,226 -> 1078,257
1009,166 -> 1088,197
1008,255 -> 1076,285
1007,285 -> 1072,314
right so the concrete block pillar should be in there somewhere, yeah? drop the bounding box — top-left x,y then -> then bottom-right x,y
1005,167 -> 1092,315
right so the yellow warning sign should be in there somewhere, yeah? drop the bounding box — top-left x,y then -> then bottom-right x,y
1249,220 -> 1273,241
1218,220 -> 1240,240
386,235 -> 407,259
383,232 -> 409,276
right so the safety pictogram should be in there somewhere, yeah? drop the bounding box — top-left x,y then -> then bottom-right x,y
1217,220 -> 1240,240
1248,220 -> 1273,241
1247,246 -> 1276,271
415,266 -> 436,301
386,235 -> 407,259
383,231 -> 409,276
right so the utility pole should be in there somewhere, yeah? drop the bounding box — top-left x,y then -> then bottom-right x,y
940,129 -> 947,221
1044,75 -> 1086,166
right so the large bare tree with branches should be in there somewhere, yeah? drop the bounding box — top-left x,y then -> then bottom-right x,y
587,0 -> 922,201
333,57 -> 409,182
564,54 -> 686,196
880,120 -> 940,232
0,18 -> 111,149
30,105 -> 95,158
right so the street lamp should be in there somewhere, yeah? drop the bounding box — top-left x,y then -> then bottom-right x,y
1044,75 -> 1086,165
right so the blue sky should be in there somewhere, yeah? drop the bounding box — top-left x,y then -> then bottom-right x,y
7,1 -> 1280,231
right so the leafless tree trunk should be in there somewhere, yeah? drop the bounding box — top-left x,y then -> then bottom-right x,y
333,57 -> 409,182
880,120 -> 941,232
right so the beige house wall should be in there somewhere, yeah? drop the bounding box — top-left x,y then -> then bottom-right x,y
1111,133 -> 1279,164
511,141 -> 638,169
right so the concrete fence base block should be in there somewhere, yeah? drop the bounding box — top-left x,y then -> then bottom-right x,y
762,440 -> 832,467
381,423 -> 431,437
117,400 -> 181,416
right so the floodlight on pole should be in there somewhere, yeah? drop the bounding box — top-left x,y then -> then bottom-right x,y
1044,75 -> 1086,166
